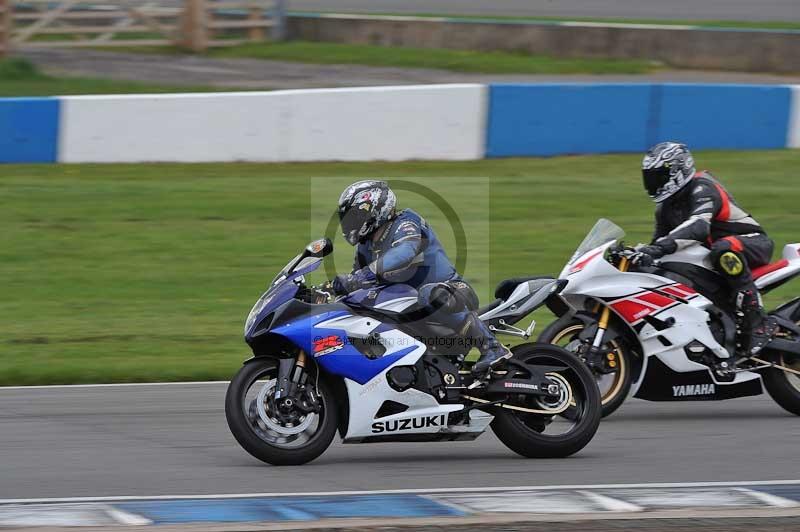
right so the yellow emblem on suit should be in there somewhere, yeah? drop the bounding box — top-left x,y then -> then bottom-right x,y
720,252 -> 744,276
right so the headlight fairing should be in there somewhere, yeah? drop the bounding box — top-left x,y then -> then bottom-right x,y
244,281 -> 299,337
245,291 -> 275,335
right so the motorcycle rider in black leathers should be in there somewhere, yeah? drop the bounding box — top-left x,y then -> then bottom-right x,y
332,180 -> 512,376
636,142 -> 778,356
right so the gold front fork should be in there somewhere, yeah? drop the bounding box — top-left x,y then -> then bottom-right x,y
592,256 -> 630,369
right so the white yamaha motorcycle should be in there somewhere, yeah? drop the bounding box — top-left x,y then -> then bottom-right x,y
538,219 -> 800,417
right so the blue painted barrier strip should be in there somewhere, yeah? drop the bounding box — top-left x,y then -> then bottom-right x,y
645,83 -> 663,148
0,97 -> 60,164
753,485 -> 800,501
486,83 -> 654,157
115,494 -> 465,524
654,83 -> 792,150
486,83 -> 793,158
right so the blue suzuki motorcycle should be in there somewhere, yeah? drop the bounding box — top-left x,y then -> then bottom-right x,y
225,238 -> 601,465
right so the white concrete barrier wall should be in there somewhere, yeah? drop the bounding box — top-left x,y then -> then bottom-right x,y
58,85 -> 487,163
789,85 -> 800,149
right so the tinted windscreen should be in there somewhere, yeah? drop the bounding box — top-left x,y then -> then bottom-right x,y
568,219 -> 625,264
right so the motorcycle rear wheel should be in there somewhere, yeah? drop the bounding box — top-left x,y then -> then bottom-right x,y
490,343 -> 601,458
762,318 -> 800,416
225,358 -> 338,465
539,313 -> 632,418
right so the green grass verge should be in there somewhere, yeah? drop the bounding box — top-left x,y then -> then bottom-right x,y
83,41 -> 657,75
2,150 -> 799,385
294,12 -> 800,31
0,58 -> 237,97
206,41 -> 657,74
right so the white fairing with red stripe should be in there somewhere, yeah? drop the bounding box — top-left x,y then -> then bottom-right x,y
755,244 -> 800,290
559,224 -> 763,398
563,241 -> 730,364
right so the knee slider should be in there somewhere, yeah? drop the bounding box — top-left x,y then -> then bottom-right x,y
428,283 -> 460,314
449,280 -> 479,311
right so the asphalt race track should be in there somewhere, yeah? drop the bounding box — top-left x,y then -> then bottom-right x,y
0,383 -> 798,500
288,0 -> 800,22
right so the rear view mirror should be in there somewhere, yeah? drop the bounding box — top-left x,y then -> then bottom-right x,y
305,238 -> 333,258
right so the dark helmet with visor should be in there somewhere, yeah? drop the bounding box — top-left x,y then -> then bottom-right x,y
337,180 -> 397,245
642,142 -> 696,203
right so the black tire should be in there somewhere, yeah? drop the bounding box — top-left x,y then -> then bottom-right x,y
762,316 -> 800,416
539,313 -> 633,418
491,343 -> 601,458
225,358 -> 338,465
762,361 -> 800,416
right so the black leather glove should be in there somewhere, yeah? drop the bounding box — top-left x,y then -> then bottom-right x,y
331,267 -> 377,295
331,275 -> 351,295
630,251 -> 655,268
652,237 -> 678,255
637,244 -> 667,259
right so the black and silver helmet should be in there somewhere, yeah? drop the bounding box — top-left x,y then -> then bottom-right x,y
642,142 -> 696,203
338,180 -> 397,245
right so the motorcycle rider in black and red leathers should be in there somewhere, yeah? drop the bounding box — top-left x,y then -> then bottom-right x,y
332,180 -> 512,376
636,142 -> 778,357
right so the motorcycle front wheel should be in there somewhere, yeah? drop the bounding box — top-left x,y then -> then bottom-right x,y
225,358 -> 338,465
539,312 -> 632,418
490,343 -> 601,458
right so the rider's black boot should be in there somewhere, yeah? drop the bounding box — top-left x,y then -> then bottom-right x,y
737,289 -> 779,356
472,343 -> 513,376
468,315 -> 512,376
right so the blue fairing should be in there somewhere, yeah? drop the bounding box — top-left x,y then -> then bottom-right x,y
344,284 -> 419,308
248,252 -> 424,384
244,281 -> 299,340
270,311 -> 419,385
244,258 -> 324,340
318,345 -> 418,385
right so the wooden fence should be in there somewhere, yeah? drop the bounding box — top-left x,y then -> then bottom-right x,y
0,0 -> 10,57
0,0 -> 285,54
